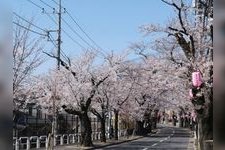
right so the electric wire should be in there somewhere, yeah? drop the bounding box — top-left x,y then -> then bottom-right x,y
66,10 -> 108,55
51,0 -> 59,6
48,33 -> 70,62
27,0 -> 43,9
13,21 -> 46,36
13,12 -> 46,32
45,13 -> 86,49
62,18 -> 95,49
39,0 -> 55,9
25,0 -> 106,58
50,0 -> 108,55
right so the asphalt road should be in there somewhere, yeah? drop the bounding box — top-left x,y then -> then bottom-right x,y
96,126 -> 195,150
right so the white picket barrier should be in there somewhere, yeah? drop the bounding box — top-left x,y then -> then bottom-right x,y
77,134 -> 81,143
62,134 -> 69,145
19,137 -> 30,150
13,130 -> 128,149
55,135 -> 62,146
94,133 -> 97,140
30,136 -> 39,148
13,137 -> 19,150
98,132 -> 101,140
106,132 -> 109,139
91,133 -> 94,141
69,134 -> 75,144
39,136 -> 47,148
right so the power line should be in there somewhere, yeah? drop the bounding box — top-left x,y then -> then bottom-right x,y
25,0 -> 106,58
66,10 -> 108,55
39,0 -> 55,9
46,13 -> 58,24
45,13 -> 86,49
62,16 -> 107,57
50,0 -> 108,55
48,33 -> 69,61
62,29 -> 86,49
13,21 -> 46,36
13,12 -> 46,32
27,0 -> 43,10
62,18 -> 95,49
51,0 -> 59,6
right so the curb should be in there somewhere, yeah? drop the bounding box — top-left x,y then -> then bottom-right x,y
34,129 -> 160,150
87,136 -> 143,150
88,129 -> 159,150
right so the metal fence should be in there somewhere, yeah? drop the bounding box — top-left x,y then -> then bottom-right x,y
13,109 -> 134,150
13,130 -> 127,150
13,109 -> 104,137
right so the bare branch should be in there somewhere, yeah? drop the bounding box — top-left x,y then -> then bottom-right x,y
62,105 -> 81,116
89,107 -> 102,120
43,51 -> 77,78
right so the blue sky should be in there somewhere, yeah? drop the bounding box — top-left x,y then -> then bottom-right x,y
13,0 -> 174,74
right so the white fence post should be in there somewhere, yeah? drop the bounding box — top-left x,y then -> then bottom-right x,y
69,134 -> 75,144
39,136 -> 47,148
60,135 -> 63,145
36,137 -> 40,148
19,137 -> 29,150
14,138 -> 19,150
98,132 -> 101,140
91,133 -> 94,141
30,136 -> 39,149
78,134 -> 81,143
63,134 -> 69,144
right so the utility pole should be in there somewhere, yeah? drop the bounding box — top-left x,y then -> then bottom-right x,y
57,0 -> 62,70
50,0 -> 62,149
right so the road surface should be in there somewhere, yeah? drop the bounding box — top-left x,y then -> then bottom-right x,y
96,126 -> 195,150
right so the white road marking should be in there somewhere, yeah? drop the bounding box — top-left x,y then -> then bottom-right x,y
142,148 -> 148,150
149,127 -> 175,148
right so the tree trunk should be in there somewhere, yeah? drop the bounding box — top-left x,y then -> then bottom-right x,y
79,111 -> 93,147
114,110 -> 119,140
198,89 -> 213,150
135,120 -> 144,135
100,118 -> 106,142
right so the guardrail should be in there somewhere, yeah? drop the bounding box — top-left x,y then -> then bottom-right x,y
204,140 -> 213,150
13,130 -> 126,150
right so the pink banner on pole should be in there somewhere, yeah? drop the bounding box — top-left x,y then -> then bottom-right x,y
192,72 -> 202,87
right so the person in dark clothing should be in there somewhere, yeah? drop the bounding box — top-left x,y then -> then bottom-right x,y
109,125 -> 114,139
173,114 -> 177,126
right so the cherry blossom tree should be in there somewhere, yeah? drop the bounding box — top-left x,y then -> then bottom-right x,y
137,0 -> 213,149
13,18 -> 45,110
34,51 -> 111,146
88,56 -> 122,143
94,52 -> 134,141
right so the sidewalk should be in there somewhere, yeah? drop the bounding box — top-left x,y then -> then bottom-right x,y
37,135 -> 143,150
159,123 -> 197,150
187,131 -> 197,150
36,128 -> 159,150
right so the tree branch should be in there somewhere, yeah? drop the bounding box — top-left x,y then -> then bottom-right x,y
43,51 -> 77,78
162,0 -> 187,34
90,107 -> 102,120
86,75 -> 109,108
62,105 -> 81,116
118,83 -> 134,106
